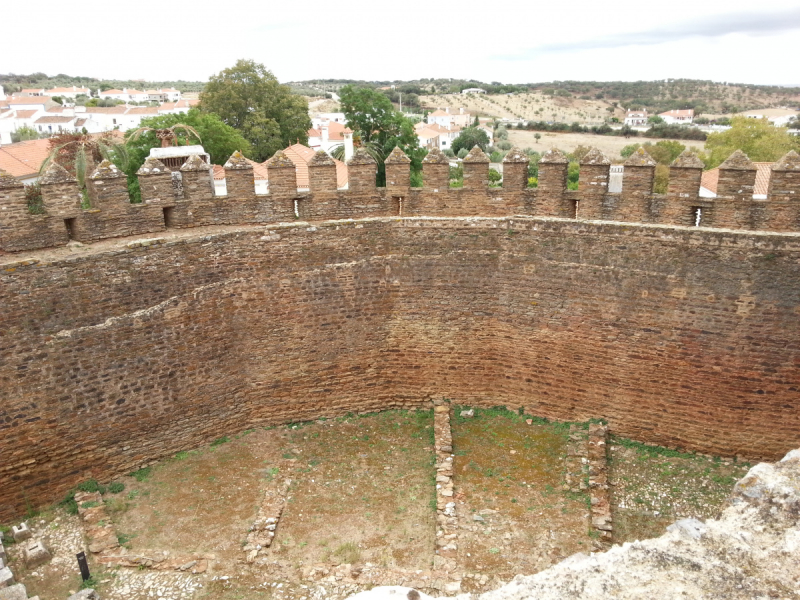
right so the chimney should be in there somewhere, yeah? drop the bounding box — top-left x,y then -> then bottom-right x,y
445,107 -> 450,114
460,107 -> 464,114
322,126 -> 329,144
344,131 -> 354,162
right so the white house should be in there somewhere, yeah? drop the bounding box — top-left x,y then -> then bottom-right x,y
19,88 -> 46,97
658,109 -> 694,124
45,86 -> 91,99
462,88 -> 486,94
0,85 -> 6,101
427,107 -> 472,129
740,108 -> 798,127
307,120 -> 354,161
146,88 -> 182,102
312,112 -> 347,126
34,115 -> 81,135
625,109 -> 648,126
99,88 -> 149,103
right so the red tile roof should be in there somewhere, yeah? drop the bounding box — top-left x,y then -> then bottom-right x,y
35,116 -> 75,124
277,144 -> 348,188
83,106 -> 129,114
325,121 -> 352,141
0,138 -> 52,179
701,162 -> 772,196
47,87 -> 90,94
659,109 -> 694,118
100,89 -> 126,95
14,110 -> 38,119
213,158 -> 268,181
7,97 -> 50,105
125,107 -> 160,114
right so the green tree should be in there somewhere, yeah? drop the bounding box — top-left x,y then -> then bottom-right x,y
123,109 -> 251,202
11,125 -> 40,143
647,115 -> 665,125
473,115 -> 479,127
338,85 -> 423,186
488,168 -> 502,186
451,127 -> 490,154
200,59 -> 310,161
702,116 -> 800,168
534,133 -> 541,143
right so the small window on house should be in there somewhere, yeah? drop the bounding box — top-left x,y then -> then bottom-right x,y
163,207 -> 175,228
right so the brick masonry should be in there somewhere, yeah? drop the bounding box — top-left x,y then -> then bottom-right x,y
1,147 -> 800,522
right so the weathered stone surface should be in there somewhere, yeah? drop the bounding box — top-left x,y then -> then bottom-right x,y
538,148 -> 568,164
348,148 -> 377,166
773,149 -> 800,171
266,150 -> 295,168
385,147 -> 411,164
671,150 -> 705,169
224,150 -> 252,170
463,146 -> 489,164
0,584 -> 26,600
23,539 -> 51,568
624,147 -> 656,167
423,148 -> 450,164
0,568 -> 14,588
179,154 -> 209,172
0,168 -> 23,188
719,149 -> 757,170
580,147 -> 611,165
136,157 -> 170,175
309,150 -> 335,166
66,590 -> 100,600
89,160 -> 124,180
502,147 -> 529,164
39,161 -> 76,184
11,524 -> 30,543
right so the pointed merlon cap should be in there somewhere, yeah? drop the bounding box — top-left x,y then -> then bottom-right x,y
580,148 -> 611,166
89,159 -> 124,179
463,145 -> 490,163
137,156 -> 170,175
719,149 -> 756,170
309,150 -> 336,166
40,161 -> 76,184
0,167 -> 23,188
180,154 -> 210,172
224,150 -> 252,170
539,148 -> 569,164
502,147 -> 529,163
347,148 -> 377,165
624,146 -> 657,167
671,150 -> 704,169
423,147 -> 450,164
385,146 -> 411,164
266,150 -> 295,168
772,149 -> 800,171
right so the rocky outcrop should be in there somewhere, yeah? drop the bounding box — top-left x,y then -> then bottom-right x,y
347,448 -> 800,599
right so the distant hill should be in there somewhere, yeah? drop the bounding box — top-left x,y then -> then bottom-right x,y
0,72 -> 206,94
291,78 -> 800,116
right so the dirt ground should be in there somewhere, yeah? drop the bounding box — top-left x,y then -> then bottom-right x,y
2,409 -> 755,600
507,130 -> 700,161
451,408 -> 591,593
608,439 -> 751,543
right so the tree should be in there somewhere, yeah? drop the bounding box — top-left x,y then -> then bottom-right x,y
473,115 -> 479,127
534,133 -> 541,143
200,59 -> 311,161
647,115 -> 665,125
452,127 -> 490,154
702,116 -> 800,168
11,126 -> 40,143
338,85 -> 423,186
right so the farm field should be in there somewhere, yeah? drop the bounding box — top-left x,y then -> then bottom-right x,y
507,130 -> 700,161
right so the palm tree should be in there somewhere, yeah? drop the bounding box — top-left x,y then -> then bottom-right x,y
127,124 -> 202,148
39,133 -> 135,204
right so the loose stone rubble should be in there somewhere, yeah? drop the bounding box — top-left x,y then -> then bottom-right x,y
563,424 -> 588,493
587,423 -> 612,547
244,478 -> 292,562
433,399 -> 460,592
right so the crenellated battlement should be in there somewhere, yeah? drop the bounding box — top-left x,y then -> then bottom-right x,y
2,146 -> 800,253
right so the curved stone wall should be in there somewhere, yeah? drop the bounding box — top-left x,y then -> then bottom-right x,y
2,216 -> 800,520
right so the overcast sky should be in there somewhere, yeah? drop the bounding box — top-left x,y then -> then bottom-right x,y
5,0 -> 800,85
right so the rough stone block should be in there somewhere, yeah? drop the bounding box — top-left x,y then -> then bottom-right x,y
67,590 -> 100,600
11,524 -> 30,543
0,584 -> 27,600
24,540 -> 51,568
0,567 -> 14,588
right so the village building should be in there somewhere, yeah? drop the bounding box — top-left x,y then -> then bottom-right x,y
658,109 -> 694,124
624,109 -> 648,126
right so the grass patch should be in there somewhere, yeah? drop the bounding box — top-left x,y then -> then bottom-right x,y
332,542 -> 361,564
129,467 -> 152,482
77,479 -> 107,494
210,436 -> 230,448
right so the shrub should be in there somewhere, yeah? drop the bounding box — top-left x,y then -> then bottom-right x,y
129,467 -> 152,482
108,481 -> 125,494
77,479 -> 107,494
25,183 -> 44,214
496,140 -> 512,151
457,148 -> 468,159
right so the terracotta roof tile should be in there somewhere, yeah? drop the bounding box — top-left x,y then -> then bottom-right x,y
0,138 -> 53,179
14,110 -> 38,119
701,162 -> 772,195
35,116 -> 74,124
278,144 -> 347,188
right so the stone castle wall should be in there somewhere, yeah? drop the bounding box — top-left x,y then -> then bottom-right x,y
1,212 -> 799,521
1,147 -> 800,254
